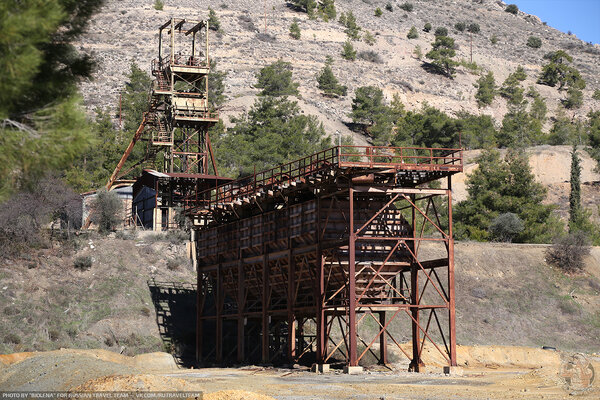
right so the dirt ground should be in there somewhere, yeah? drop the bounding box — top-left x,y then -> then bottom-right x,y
1,346 -> 599,399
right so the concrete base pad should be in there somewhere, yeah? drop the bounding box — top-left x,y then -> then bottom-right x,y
343,365 -> 363,374
311,363 -> 330,373
443,366 -> 464,376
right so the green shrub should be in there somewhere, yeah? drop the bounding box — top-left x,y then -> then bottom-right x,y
166,229 -> 189,244
592,89 -> 600,100
526,36 -> 542,49
564,87 -> 583,109
363,30 -> 376,45
488,213 -> 524,242
4,333 -> 21,344
153,0 -> 163,11
115,230 -> 137,240
74,255 -> 92,270
454,22 -> 466,32
407,26 -> 419,39
490,35 -> 498,44
90,189 -> 122,233
467,23 -> 480,33
374,7 -> 383,17
434,27 -> 448,37
317,0 -> 336,21
399,2 -> 414,12
413,45 -> 423,60
505,4 -> 519,14
289,19 -> 301,40
423,22 -> 432,32
341,40 -> 356,60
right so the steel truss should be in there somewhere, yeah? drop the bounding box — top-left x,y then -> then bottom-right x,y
190,146 -> 462,369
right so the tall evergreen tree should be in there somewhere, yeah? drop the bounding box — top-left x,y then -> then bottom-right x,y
0,0 -> 103,198
454,149 -> 562,242
569,146 -> 582,230
255,60 -> 300,97
425,35 -> 457,77
316,58 -> 347,97
215,97 -> 330,177
475,72 -> 496,108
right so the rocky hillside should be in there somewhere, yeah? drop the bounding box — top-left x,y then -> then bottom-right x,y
77,0 -> 600,144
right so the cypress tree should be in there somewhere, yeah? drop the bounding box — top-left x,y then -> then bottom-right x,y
569,146 -> 582,230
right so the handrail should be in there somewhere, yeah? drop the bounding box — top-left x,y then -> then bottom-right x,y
184,145 -> 463,213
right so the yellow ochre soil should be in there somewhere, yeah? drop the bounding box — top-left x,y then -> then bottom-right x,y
1,346 -> 599,399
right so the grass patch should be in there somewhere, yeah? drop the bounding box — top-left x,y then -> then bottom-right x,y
585,311 -> 600,328
557,295 -> 581,315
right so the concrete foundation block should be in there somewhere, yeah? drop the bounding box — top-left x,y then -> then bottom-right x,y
343,365 -> 363,374
311,363 -> 330,373
443,366 -> 464,376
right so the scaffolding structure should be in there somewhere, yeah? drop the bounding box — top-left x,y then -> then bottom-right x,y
185,146 -> 463,369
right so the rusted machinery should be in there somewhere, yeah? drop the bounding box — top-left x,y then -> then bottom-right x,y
185,146 -> 462,369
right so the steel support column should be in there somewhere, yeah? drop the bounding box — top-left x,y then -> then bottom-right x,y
379,312 -> 388,365
447,178 -> 457,366
348,187 -> 357,366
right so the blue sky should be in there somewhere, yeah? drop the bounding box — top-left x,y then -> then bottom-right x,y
512,0 -> 600,44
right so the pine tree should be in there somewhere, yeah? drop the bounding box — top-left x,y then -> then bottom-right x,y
407,26 -> 419,39
425,35 -> 457,77
208,59 -> 227,109
363,30 -> 376,45
316,59 -> 347,97
289,19 -> 301,39
255,60 -> 300,97
291,0 -> 317,17
475,72 -> 496,108
569,146 -> 582,229
0,0 -> 103,198
341,41 -> 357,60
343,11 -> 361,40
215,97 -> 330,177
121,63 -> 152,133
208,7 -> 221,31
499,71 -> 526,106
454,149 -> 562,242
318,0 -> 336,22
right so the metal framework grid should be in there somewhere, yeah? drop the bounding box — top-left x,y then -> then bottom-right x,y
185,146 -> 463,369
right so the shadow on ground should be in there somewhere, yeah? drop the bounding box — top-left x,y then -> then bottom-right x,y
147,279 -> 197,367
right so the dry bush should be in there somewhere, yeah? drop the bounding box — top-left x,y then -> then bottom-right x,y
546,232 -> 591,273
0,176 -> 81,256
358,50 -> 383,63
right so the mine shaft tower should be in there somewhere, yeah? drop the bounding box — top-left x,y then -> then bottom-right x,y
102,18 -> 228,229
185,146 -> 462,370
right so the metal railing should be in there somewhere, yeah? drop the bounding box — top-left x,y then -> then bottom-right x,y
184,145 -> 462,213
152,56 -> 209,73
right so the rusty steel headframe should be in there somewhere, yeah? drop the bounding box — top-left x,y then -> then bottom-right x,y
185,145 -> 462,370
106,17 -> 219,191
